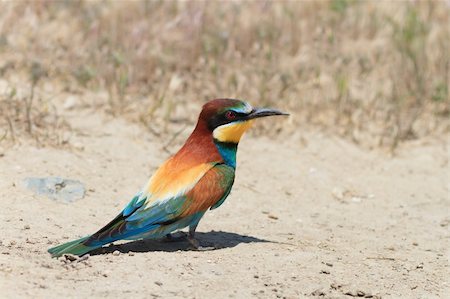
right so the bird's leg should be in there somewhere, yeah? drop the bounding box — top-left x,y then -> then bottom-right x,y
187,224 -> 215,251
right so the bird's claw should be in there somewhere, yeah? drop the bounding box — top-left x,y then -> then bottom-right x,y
164,232 -> 188,242
187,236 -> 215,251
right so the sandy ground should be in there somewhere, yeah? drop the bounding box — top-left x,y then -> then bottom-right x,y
0,108 -> 448,299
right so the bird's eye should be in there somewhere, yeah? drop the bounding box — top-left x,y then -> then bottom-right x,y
225,111 -> 236,120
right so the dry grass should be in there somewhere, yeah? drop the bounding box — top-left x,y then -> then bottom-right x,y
0,1 -> 448,149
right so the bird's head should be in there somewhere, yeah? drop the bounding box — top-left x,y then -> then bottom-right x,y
198,98 -> 289,144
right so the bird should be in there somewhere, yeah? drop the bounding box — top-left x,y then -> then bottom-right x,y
48,98 -> 288,257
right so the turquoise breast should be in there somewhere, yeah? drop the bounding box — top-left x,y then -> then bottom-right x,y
214,141 -> 238,168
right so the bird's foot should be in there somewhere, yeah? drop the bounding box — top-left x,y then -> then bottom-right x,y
164,232 -> 187,242
187,236 -> 215,251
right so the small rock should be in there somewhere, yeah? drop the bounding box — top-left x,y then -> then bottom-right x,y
112,250 -> 120,256
268,214 -> 279,220
254,275 -> 259,279
330,283 -> 341,290
412,242 -> 418,246
351,196 -> 362,203
63,254 -> 78,262
311,289 -> 325,296
63,96 -> 78,110
332,187 -> 345,200
128,252 -> 135,256
25,238 -> 35,244
22,177 -> 85,203
325,262 -> 333,267
345,290 -> 358,297
77,255 -> 89,262
23,225 -> 30,230
154,281 -> 163,286
320,270 -> 330,274
357,290 -> 365,296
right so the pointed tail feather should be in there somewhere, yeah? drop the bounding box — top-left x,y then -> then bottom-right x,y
48,236 -> 100,258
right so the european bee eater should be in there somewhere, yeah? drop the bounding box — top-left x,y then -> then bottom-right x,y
48,98 -> 288,257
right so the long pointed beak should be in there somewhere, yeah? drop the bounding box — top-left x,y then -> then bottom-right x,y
246,107 -> 289,120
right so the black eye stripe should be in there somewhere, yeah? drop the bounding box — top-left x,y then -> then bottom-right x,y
208,110 -> 249,131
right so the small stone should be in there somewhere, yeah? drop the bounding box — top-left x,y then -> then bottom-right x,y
63,254 -> 78,262
351,196 -> 362,203
412,242 -> 418,246
128,252 -> 135,256
345,290 -> 358,297
325,262 -> 333,267
63,96 -> 78,110
22,177 -> 85,203
23,225 -> 30,230
332,187 -> 345,200
311,289 -> 325,296
330,283 -> 341,290
112,250 -> 120,256
357,290 -> 365,296
320,270 -> 330,274
268,214 -> 278,220
154,281 -> 163,286
254,275 -> 259,279
77,255 -> 89,262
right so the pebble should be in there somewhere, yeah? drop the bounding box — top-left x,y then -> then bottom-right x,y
154,281 -> 163,286
22,177 -> 85,203
63,254 -> 78,262
23,225 -> 30,230
311,289 -> 325,296
112,250 -> 120,256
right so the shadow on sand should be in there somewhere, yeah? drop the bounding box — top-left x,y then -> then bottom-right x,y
89,231 -> 270,256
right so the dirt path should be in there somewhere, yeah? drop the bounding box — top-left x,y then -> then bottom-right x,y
0,109 -> 448,298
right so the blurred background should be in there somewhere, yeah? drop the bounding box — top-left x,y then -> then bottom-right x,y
0,0 -> 448,150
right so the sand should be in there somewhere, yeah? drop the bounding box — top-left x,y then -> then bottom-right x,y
0,108 -> 448,299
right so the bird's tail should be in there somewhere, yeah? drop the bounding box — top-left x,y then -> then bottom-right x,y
48,235 -> 100,258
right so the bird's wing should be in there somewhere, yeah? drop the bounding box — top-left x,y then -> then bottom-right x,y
181,163 -> 235,214
84,161 -> 234,246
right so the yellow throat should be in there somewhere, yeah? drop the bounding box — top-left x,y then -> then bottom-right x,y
212,120 -> 254,143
